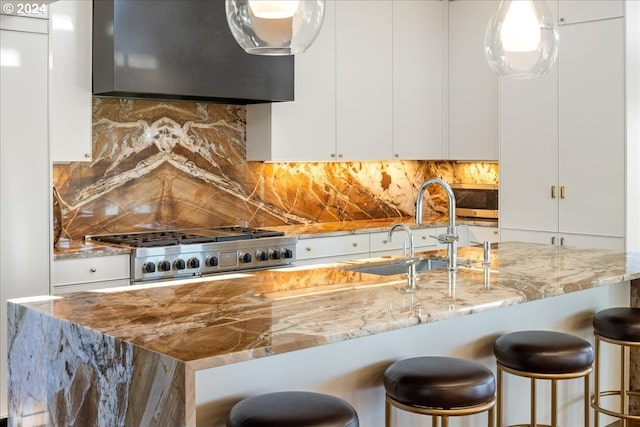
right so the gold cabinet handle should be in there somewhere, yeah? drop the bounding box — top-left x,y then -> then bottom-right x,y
383,239 -> 388,244
338,153 -> 343,158
560,186 -> 565,199
353,242 -> 358,247
330,153 -> 336,158
422,235 -> 427,240
90,267 -> 97,273
551,186 -> 556,198
560,237 -> 565,246
551,236 -> 556,245
306,247 -> 312,251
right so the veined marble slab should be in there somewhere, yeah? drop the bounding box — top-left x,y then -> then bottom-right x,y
9,242 -> 640,426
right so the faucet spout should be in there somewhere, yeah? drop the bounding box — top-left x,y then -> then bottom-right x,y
387,222 -> 417,288
415,178 -> 458,271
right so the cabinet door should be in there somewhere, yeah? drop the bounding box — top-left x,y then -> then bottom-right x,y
0,23 -> 50,418
500,67 -> 559,232
448,0 -> 499,161
246,1 -> 336,161
296,234 -> 370,261
392,0 -> 444,160
559,0 -> 623,25
468,225 -> 500,245
558,18 -> 625,238
500,229 -> 558,246
336,0 -> 392,160
49,0 -> 92,162
52,255 -> 130,286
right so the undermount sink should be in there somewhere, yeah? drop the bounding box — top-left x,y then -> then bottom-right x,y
342,258 -> 452,276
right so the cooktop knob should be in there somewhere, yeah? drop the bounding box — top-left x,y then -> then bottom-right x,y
256,250 -> 268,261
207,256 -> 219,267
240,253 -> 252,263
143,262 -> 156,273
158,260 -> 171,272
174,259 -> 186,270
283,248 -> 294,259
270,250 -> 281,260
187,257 -> 200,269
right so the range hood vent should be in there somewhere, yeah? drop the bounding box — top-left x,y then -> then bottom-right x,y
92,0 -> 294,104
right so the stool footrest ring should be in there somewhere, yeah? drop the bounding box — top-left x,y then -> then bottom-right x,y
592,392 -> 640,421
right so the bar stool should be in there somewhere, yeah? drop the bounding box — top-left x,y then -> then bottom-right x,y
494,330 -> 594,427
383,356 -> 496,427
592,307 -> 640,426
226,391 -> 359,427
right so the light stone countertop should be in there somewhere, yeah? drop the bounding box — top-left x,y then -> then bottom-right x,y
19,241 -> 640,371
9,241 -> 640,426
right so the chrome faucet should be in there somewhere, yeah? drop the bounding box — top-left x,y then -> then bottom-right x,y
387,222 -> 417,288
415,178 -> 458,271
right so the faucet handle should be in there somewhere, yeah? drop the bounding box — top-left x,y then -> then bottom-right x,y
483,241 -> 491,266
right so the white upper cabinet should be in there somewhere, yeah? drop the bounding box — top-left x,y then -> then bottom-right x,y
447,0 -> 499,161
247,0 -> 445,162
49,0 -> 92,162
246,1 -> 336,161
392,0 -> 445,160
559,0 -> 624,25
336,0 -> 392,160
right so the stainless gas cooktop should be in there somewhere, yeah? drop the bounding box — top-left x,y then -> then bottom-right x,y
88,227 -> 297,283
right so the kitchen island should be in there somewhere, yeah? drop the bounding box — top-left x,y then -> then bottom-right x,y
8,242 -> 640,426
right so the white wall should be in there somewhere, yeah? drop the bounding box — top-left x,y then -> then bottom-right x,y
626,0 -> 640,252
196,283 -> 628,427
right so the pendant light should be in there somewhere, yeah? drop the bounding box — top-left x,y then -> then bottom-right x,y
484,0 -> 559,79
225,0 -> 325,56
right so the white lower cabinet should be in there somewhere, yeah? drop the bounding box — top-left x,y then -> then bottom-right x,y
501,228 -> 625,251
370,227 -> 441,258
295,234 -> 370,266
52,255 -> 131,294
295,225 -> 476,266
468,225 -> 499,245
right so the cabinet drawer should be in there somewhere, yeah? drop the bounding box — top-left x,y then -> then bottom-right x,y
369,228 -> 438,253
53,254 -> 130,286
468,226 -> 500,245
296,234 -> 370,260
53,278 -> 130,295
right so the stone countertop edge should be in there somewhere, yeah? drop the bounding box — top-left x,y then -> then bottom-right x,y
18,242 -> 640,373
52,217 -> 498,260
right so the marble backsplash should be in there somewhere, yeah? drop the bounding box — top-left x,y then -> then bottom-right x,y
52,98 -> 498,242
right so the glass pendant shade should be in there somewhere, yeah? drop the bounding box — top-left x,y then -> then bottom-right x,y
225,0 -> 325,55
484,0 -> 559,79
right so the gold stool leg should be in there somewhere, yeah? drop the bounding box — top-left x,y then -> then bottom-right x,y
488,405 -> 495,427
622,343 -> 628,427
584,373 -> 590,427
594,336 -> 600,427
551,378 -> 558,427
497,366 -> 503,427
531,377 -> 537,427
442,415 -> 449,427
432,416 -> 438,427
385,396 -> 391,427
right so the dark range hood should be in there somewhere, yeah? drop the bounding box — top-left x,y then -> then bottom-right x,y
92,0 -> 294,104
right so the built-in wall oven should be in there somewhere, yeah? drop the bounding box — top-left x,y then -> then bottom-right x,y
450,183 -> 499,220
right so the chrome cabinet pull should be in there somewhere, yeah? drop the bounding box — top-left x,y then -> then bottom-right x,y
90,267 -> 97,273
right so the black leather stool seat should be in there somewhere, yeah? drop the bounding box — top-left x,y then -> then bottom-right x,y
383,356 -> 495,410
494,330 -> 594,375
593,307 -> 640,342
226,391 -> 359,427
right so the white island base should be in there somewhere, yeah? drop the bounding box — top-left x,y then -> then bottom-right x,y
196,283 -> 628,427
